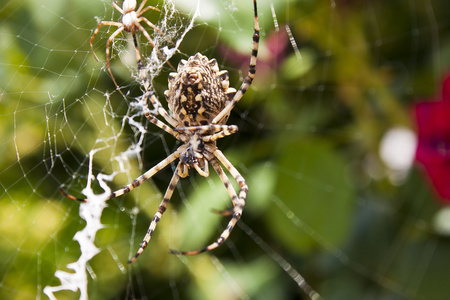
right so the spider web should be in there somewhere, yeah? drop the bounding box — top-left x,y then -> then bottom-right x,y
1,0 -> 450,299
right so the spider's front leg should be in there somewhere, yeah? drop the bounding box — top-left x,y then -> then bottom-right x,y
105,26 -> 128,94
90,21 -> 124,62
141,93 -> 181,139
60,145 -> 186,203
212,0 -> 260,125
146,92 -> 178,128
140,90 -> 187,142
175,124 -> 238,142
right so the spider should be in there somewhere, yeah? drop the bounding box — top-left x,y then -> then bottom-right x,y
90,0 -> 167,93
62,0 -> 260,263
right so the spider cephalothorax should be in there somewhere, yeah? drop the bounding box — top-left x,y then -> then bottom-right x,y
165,53 -> 237,126
179,133 -> 209,177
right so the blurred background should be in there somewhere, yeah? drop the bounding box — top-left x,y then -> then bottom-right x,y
1,0 -> 450,299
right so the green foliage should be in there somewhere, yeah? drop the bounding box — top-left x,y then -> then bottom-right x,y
269,138 -> 354,253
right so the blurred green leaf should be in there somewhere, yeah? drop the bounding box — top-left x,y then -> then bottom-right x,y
268,137 -> 354,253
281,47 -> 317,80
175,174 -> 230,251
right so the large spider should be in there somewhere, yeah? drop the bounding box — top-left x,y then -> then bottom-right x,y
63,0 -> 259,263
90,0 -> 166,93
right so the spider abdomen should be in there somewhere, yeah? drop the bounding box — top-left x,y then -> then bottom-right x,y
164,53 -> 236,127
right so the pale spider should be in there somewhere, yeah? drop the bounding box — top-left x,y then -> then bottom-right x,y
62,0 -> 259,263
90,0 -> 167,93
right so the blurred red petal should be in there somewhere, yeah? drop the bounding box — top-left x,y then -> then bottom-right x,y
442,73 -> 450,101
415,101 -> 450,140
414,78 -> 450,201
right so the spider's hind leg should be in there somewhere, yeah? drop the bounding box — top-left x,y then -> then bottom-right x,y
129,162 -> 182,264
169,155 -> 246,256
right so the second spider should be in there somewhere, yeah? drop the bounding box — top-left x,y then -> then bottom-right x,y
90,0 -> 165,93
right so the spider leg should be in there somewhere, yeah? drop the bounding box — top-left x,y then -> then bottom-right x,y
193,159 -> 209,177
112,1 -> 124,14
105,26 -> 126,95
176,125 -> 238,142
90,21 -> 123,62
141,91 -> 184,140
169,158 -> 243,255
132,33 -> 144,72
212,0 -> 260,124
131,30 -> 160,91
144,108 -> 181,139
137,3 -> 176,48
203,126 -> 238,142
128,161 -> 182,263
148,92 -> 179,128
135,22 -> 176,71
139,16 -> 176,46
208,158 -> 240,217
61,145 -> 186,202
170,152 -> 247,256
59,187 -> 86,202
138,76 -> 179,138
176,125 -> 237,133
138,16 -> 164,36
213,149 -> 248,210
135,0 -> 149,15
136,4 -> 160,16
134,22 -> 156,48
110,145 -> 186,199
134,22 -> 167,67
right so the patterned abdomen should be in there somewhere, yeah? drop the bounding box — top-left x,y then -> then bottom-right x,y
164,53 -> 237,127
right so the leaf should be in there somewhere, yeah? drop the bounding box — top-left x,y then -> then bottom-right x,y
281,48 -> 317,80
267,138 -> 354,253
175,175 -> 231,251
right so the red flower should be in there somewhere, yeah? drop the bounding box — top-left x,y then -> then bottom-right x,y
414,74 -> 450,201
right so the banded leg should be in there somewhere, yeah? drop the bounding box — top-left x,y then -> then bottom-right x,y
214,149 -> 248,209
148,93 -> 179,128
212,0 -> 260,124
176,124 -> 237,133
144,109 -> 182,140
128,162 -> 182,263
109,145 -> 186,199
169,158 -> 244,255
176,125 -> 238,142
208,158 -> 241,215
141,91 -> 183,140
60,145 -> 186,202
138,17 -> 165,39
169,157 -> 248,255
59,188 -> 86,202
